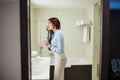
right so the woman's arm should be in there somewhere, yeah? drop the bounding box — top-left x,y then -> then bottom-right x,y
50,33 -> 64,53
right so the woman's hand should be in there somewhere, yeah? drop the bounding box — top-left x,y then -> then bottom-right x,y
43,41 -> 51,48
43,40 -> 49,46
46,26 -> 50,31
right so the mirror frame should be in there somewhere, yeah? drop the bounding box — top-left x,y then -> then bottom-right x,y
20,0 -> 110,80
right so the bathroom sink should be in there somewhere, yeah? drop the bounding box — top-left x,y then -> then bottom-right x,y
32,57 -> 50,80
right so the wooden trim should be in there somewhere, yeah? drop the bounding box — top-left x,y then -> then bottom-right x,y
20,0 -> 31,80
100,0 -> 110,80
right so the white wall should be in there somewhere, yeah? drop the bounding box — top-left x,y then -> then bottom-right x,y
31,7 -> 94,63
0,1 -> 21,80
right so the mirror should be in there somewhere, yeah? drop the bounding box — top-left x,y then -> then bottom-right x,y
30,0 -> 101,80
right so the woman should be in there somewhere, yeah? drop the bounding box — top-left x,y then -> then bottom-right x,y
43,17 -> 67,80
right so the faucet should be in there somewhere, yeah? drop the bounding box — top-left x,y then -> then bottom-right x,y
49,51 -> 54,56
40,46 -> 43,55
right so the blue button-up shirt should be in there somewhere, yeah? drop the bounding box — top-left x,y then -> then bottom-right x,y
46,29 -> 64,54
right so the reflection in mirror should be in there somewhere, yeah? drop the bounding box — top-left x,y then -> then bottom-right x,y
30,0 -> 101,80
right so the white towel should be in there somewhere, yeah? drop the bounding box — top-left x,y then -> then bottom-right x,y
82,27 -> 90,43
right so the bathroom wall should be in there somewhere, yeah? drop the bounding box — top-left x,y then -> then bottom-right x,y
31,6 -> 94,63
0,1 -> 21,80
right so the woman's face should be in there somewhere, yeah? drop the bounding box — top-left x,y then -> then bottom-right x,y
48,21 -> 54,30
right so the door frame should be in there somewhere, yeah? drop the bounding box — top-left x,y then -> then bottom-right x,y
20,0 -> 110,80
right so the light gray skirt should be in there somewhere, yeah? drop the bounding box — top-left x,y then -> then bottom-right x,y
54,53 -> 67,80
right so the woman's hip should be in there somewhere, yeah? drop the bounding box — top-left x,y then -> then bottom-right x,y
54,53 -> 67,63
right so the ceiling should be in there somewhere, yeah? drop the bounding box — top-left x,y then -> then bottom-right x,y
31,0 -> 99,9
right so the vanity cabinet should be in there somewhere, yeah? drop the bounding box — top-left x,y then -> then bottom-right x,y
50,65 -> 92,80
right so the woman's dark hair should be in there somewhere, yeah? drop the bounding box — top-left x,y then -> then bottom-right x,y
48,17 -> 61,29
48,17 -> 61,50
48,30 -> 53,50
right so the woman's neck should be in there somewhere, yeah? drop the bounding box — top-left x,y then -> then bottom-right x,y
53,28 -> 57,32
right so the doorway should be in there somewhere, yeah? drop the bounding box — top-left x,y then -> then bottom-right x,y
20,0 -> 110,80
